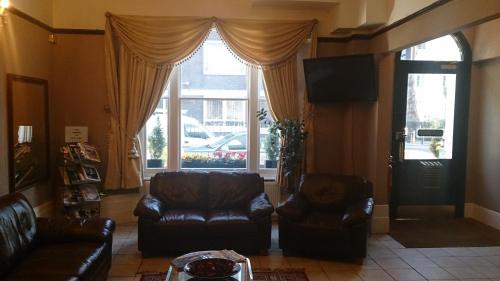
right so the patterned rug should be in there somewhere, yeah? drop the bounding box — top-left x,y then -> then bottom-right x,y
140,269 -> 308,281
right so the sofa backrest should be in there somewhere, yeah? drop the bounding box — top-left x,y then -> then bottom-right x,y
150,172 -> 209,209
208,172 -> 264,209
298,174 -> 373,212
0,193 -> 38,276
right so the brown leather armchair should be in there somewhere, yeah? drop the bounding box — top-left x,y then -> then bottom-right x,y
134,172 -> 274,256
0,193 -> 115,281
276,174 -> 373,258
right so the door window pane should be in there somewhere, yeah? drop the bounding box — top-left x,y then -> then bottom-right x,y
404,73 -> 456,160
401,35 -> 462,61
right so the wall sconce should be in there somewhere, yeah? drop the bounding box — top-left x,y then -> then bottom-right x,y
0,0 -> 10,24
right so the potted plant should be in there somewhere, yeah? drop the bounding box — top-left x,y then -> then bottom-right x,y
147,116 -> 166,168
257,109 -> 307,193
264,123 -> 279,168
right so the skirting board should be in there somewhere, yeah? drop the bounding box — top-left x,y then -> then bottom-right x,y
465,203 -> 500,231
372,204 -> 389,234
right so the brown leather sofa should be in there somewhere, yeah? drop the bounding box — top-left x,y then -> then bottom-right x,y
276,174 -> 373,258
134,171 -> 274,256
0,193 -> 115,281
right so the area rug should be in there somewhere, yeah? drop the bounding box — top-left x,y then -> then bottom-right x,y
140,269 -> 308,281
390,218 -> 500,248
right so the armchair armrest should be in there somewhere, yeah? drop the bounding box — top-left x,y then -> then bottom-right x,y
37,217 -> 115,244
276,194 -> 309,221
342,198 -> 374,226
133,194 -> 165,221
248,193 -> 274,220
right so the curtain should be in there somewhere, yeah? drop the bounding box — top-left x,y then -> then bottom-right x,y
104,14 -> 212,190
104,14 -> 317,190
304,25 -> 318,174
215,18 -> 317,188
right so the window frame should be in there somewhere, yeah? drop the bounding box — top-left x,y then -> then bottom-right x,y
141,67 -> 277,180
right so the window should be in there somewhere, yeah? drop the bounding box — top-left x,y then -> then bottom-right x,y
143,29 -> 276,177
400,35 -> 463,61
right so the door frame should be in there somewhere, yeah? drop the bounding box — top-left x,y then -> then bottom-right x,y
390,32 -> 472,218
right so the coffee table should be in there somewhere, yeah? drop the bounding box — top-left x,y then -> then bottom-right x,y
165,257 -> 253,281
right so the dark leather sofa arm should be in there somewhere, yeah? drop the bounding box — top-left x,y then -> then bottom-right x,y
248,193 -> 274,220
133,194 -> 165,221
37,217 -> 115,244
342,197 -> 374,226
276,194 -> 309,221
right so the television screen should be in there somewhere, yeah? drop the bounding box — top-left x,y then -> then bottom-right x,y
303,54 -> 378,102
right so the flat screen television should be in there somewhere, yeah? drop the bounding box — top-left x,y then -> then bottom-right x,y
303,54 -> 378,102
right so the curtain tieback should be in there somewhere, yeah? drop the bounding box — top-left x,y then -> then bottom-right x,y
128,137 -> 140,159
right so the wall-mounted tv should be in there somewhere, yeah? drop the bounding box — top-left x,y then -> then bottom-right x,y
303,54 -> 378,102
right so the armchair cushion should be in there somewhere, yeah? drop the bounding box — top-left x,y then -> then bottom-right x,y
134,194 -> 165,221
37,217 -> 115,244
342,198 -> 374,226
248,193 -> 274,220
276,194 -> 309,221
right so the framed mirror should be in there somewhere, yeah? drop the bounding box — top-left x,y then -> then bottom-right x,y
7,74 -> 50,193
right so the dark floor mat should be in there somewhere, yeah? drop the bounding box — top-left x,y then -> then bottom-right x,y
390,218 -> 500,248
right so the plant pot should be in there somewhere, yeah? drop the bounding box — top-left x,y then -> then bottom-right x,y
147,159 -> 163,168
265,160 -> 278,168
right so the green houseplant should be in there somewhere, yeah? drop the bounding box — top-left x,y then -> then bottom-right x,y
264,123 -> 280,168
147,116 -> 166,168
257,109 -> 307,193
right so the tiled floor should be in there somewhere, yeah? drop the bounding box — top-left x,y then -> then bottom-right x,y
103,193 -> 500,281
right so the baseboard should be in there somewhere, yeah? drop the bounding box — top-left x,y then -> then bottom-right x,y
372,204 -> 389,234
33,200 -> 55,217
465,203 -> 500,230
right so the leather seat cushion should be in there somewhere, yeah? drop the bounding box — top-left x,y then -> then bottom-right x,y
300,212 -> 344,231
6,242 -> 105,280
158,209 -> 206,225
206,210 -> 256,235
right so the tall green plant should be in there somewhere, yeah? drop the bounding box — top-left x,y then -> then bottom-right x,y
257,109 -> 307,189
265,123 -> 280,161
148,116 -> 166,160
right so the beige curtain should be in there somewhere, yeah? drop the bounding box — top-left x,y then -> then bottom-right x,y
104,14 -> 212,190
215,18 -> 317,188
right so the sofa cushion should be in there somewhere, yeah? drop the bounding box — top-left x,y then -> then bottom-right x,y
151,172 -> 209,209
206,210 -> 256,236
159,209 -> 206,225
208,172 -> 263,209
299,174 -> 371,212
6,242 -> 106,280
0,193 -> 37,276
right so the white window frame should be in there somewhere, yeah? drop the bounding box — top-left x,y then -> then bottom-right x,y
141,67 -> 277,180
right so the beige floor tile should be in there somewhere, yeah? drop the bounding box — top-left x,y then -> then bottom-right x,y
285,256 -> 323,271
442,248 -> 479,257
320,260 -> 358,271
109,263 -> 140,277
357,269 -> 395,281
325,270 -> 363,281
431,257 -> 467,268
258,255 -> 291,268
484,256 -> 500,266
469,247 -> 500,256
370,249 -> 398,259
457,257 -> 494,267
382,241 -> 405,249
418,248 -> 452,257
444,267 -> 486,279
471,266 -> 500,278
393,249 -> 426,259
414,266 -> 456,279
304,270 -> 331,281
402,257 -> 439,267
385,268 -> 425,281
375,258 -> 411,269
138,257 -> 172,273
113,253 -> 143,266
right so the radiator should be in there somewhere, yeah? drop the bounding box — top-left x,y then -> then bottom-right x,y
264,181 -> 281,207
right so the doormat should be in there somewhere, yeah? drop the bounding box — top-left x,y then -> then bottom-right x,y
390,218 -> 500,248
139,268 -> 309,281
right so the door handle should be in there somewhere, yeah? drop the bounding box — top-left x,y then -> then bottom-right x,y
395,131 -> 406,163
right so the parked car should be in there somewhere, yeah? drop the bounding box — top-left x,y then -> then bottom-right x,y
183,132 -> 267,159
